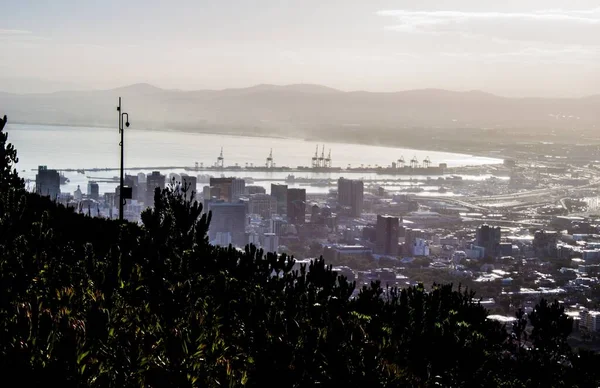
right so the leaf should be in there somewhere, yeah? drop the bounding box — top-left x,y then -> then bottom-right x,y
77,350 -> 89,365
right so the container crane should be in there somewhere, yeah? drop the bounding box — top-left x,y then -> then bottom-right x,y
410,156 -> 419,169
423,156 -> 431,168
398,156 -> 405,168
311,145 -> 319,168
325,149 -> 332,168
318,145 -> 325,167
266,148 -> 274,168
217,147 -> 224,168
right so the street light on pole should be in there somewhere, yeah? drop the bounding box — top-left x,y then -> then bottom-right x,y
117,97 -> 131,221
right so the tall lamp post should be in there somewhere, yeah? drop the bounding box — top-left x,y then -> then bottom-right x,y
117,97 -> 130,221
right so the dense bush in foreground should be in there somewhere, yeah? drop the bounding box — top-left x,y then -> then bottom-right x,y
1,117 -> 600,387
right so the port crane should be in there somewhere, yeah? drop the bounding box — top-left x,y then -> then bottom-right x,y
325,149 -> 332,168
216,147 -> 224,168
397,156 -> 405,168
309,145 -> 334,168
410,156 -> 419,169
423,156 -> 431,168
266,148 -> 274,168
311,145 -> 319,168
318,145 -> 325,167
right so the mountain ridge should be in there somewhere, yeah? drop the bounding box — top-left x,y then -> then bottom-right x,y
0,83 -> 598,141
4,82 -> 597,100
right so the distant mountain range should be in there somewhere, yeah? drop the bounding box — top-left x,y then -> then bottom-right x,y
1,83 -> 598,139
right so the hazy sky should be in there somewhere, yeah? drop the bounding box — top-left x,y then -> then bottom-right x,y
1,0 -> 599,96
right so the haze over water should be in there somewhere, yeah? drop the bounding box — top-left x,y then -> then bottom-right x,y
9,124 -> 500,170
8,123 -> 501,194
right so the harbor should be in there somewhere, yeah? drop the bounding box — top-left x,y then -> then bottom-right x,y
11,123 -> 504,196
30,145 -> 450,176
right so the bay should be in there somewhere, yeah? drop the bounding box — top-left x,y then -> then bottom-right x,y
6,123 -> 502,195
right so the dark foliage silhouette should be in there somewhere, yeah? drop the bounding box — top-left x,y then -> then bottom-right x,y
0,114 -> 599,387
0,114 -> 23,191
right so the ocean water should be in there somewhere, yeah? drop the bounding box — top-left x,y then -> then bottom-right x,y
6,123 -> 502,195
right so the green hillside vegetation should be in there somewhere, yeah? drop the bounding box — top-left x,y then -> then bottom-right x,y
0,114 -> 599,387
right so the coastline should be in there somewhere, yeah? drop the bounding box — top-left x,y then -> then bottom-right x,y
9,121 -> 505,162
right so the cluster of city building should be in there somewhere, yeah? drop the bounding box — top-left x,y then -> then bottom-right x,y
34,163 -> 600,340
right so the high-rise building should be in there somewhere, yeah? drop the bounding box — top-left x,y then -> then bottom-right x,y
404,228 -> 424,255
87,181 -> 99,201
146,171 -> 166,207
233,178 -> 246,201
180,175 -> 198,202
202,186 -> 210,200
271,184 -> 288,214
249,194 -> 277,219
202,185 -> 214,200
376,215 -> 399,256
35,166 -> 60,199
337,178 -> 364,217
533,230 -> 558,258
210,177 -> 245,202
287,188 -> 306,224
104,192 -> 115,208
270,218 -> 285,236
74,185 -> 83,201
476,224 -> 501,257
124,174 -> 140,202
248,232 -> 260,246
263,233 -> 279,253
207,201 -> 247,247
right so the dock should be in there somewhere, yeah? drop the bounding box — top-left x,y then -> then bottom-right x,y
30,147 -> 458,176
32,165 -> 446,176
